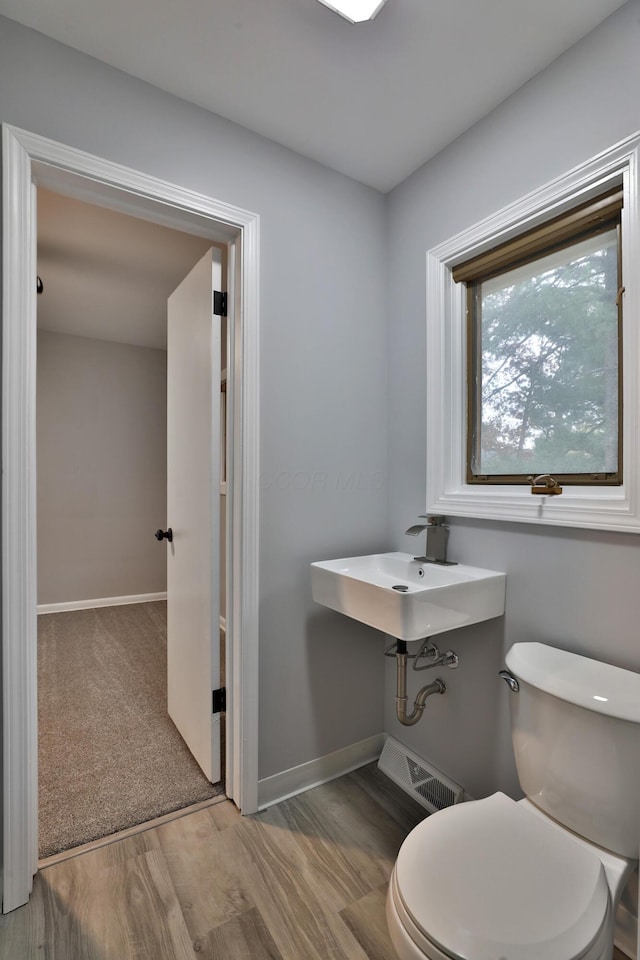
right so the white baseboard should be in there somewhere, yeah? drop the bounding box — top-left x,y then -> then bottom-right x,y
37,592 -> 167,615
615,902 -> 638,960
257,733 -> 385,810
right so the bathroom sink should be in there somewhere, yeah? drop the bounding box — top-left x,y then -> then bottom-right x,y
310,552 -> 505,641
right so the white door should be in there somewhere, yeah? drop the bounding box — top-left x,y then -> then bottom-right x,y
165,247 -> 222,783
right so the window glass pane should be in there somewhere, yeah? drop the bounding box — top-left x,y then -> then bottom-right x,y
473,228 -> 619,477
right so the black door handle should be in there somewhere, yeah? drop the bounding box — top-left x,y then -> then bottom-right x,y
155,528 -> 173,542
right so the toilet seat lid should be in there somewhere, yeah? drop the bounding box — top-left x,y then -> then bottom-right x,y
395,792 -> 610,960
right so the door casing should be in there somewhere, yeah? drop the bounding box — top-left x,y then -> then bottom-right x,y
1,124 -> 260,913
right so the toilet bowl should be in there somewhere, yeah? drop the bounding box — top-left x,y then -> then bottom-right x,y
385,641 -> 640,960
386,791 -> 631,960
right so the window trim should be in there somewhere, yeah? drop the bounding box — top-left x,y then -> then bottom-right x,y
452,187 -> 623,284
425,132 -> 640,532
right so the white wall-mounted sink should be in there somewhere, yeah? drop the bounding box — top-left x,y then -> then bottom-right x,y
310,552 -> 505,641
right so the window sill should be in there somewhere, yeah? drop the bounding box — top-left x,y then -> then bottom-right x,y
427,482 -> 640,533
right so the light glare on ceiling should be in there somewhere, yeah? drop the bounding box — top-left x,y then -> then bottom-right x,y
316,0 -> 387,23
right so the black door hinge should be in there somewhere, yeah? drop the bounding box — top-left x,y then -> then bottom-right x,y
213,291 -> 227,317
212,687 -> 226,714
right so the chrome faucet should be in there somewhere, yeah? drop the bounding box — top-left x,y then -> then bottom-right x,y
405,515 -> 457,566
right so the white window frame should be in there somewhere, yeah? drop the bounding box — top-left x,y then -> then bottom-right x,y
426,133 -> 640,532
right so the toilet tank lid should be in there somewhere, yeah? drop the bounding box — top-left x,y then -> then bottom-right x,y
506,642 -> 640,723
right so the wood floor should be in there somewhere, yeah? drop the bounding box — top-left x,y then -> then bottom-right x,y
0,763 -> 425,959
0,762 -> 631,960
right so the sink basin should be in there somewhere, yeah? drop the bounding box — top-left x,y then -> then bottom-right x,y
310,552 -> 505,641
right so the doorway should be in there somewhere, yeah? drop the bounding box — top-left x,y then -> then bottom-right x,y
2,124 -> 260,913
35,190 -> 227,858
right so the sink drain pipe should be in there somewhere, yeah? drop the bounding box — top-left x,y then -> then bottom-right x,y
394,640 -> 446,726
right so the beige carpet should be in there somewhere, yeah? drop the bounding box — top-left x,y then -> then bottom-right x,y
38,601 -> 223,858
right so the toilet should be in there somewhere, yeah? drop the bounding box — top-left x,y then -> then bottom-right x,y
386,642 -> 640,960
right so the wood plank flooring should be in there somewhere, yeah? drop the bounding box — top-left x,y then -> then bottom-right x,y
0,763 -> 424,960
0,763 -> 632,959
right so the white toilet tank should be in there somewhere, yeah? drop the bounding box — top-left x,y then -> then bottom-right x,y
506,642 -> 640,859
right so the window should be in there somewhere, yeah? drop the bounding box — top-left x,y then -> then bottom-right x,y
454,188 -> 622,487
425,133 -> 640,532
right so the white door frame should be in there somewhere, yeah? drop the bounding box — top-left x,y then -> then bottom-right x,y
1,124 -> 260,912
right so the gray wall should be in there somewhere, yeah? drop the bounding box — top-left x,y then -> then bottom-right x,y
385,0 -> 640,800
7,1 -> 639,798
0,15 -> 388,781
37,330 -> 167,605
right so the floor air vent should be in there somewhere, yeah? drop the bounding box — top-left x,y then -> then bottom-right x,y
378,736 -> 463,813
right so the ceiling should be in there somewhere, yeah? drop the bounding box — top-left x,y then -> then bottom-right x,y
37,189 -> 214,349
25,0 -> 629,346
0,0 -> 628,191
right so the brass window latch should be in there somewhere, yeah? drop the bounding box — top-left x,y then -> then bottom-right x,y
527,474 -> 563,496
